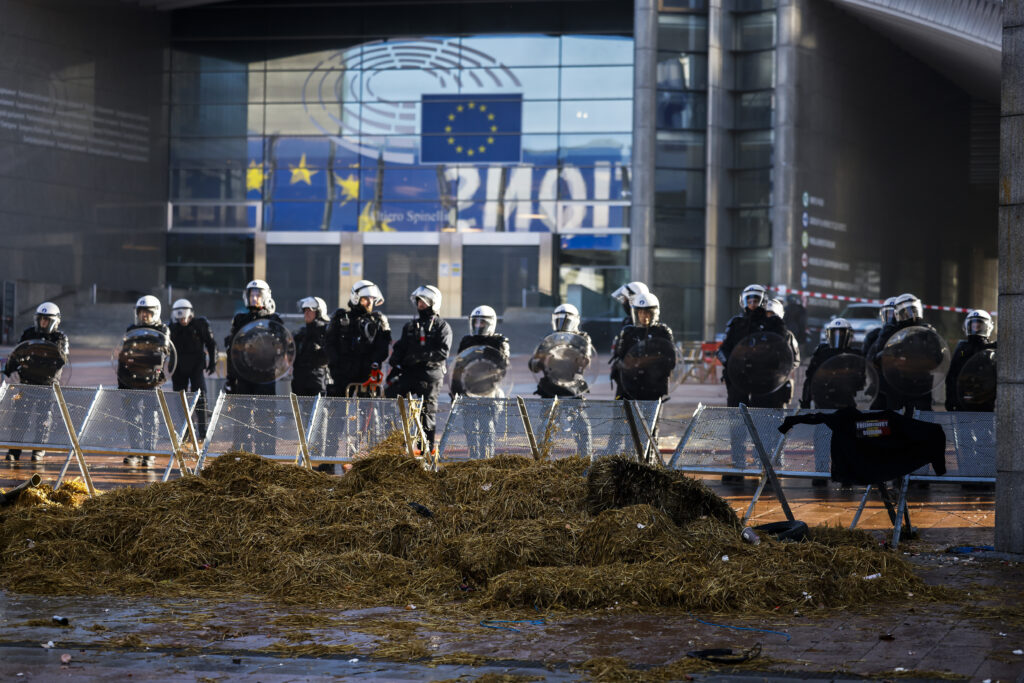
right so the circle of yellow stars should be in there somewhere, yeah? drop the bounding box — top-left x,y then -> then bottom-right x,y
445,101 -> 498,157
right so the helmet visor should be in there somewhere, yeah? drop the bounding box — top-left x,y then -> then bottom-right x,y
470,317 -> 494,336
246,289 -> 267,308
552,313 -> 578,332
826,328 -> 852,349
172,308 -> 193,323
136,307 -> 157,324
35,315 -> 55,333
894,301 -> 922,322
966,318 -> 992,336
632,307 -> 659,327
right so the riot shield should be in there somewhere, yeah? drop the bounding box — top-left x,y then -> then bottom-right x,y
8,339 -> 68,385
726,332 -> 794,396
880,326 -> 950,397
531,332 -> 596,395
809,353 -> 878,409
956,348 -> 996,409
229,319 -> 296,385
450,345 -> 511,398
618,335 -> 677,400
114,328 -> 177,390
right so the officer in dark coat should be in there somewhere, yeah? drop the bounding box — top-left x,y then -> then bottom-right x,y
718,284 -> 790,407
451,305 -> 510,459
945,309 -> 996,412
609,281 -> 648,398
326,280 -> 391,397
225,279 -> 284,396
801,318 -> 861,409
119,295 -> 172,466
292,296 -> 331,397
168,298 -> 217,439
3,301 -> 68,462
610,292 -> 677,402
865,292 -> 937,412
385,285 -> 452,454
748,298 -> 800,409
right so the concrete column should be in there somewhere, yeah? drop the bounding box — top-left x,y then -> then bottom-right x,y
631,0 -> 657,284
704,0 -> 731,339
772,0 -> 798,290
253,232 -> 267,282
996,0 -> 1024,554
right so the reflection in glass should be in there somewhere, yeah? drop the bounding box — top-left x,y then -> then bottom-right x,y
732,169 -> 772,207
560,35 -> 634,66
655,169 -> 706,208
735,91 -> 773,129
560,66 -> 633,99
171,104 -> 262,137
656,52 -> 708,91
657,14 -> 709,51
734,12 -> 776,51
735,51 -> 775,90
559,100 -> 632,133
655,131 -> 705,168
656,91 -> 707,130
733,129 -> 773,168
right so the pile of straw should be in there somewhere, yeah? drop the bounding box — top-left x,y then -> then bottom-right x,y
0,452 -> 938,612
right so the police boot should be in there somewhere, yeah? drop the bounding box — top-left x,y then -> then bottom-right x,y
123,455 -> 140,465
6,449 -> 21,461
30,450 -> 45,462
141,455 -> 155,467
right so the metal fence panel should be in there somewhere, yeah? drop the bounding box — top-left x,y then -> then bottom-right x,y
437,397 -> 549,461
912,410 -> 995,480
74,388 -> 195,456
541,399 -> 660,460
667,405 -> 790,474
200,393 -> 315,464
306,396 -> 414,461
0,383 -> 95,450
773,410 -> 834,477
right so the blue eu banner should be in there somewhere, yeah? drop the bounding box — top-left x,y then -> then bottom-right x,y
421,94 -> 522,164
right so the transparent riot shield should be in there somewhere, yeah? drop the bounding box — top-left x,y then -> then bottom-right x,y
809,352 -> 879,409
531,332 -> 596,395
618,335 -> 677,400
956,348 -> 996,409
113,328 -> 177,390
8,339 -> 69,385
880,326 -> 950,397
726,331 -> 794,396
449,345 -> 511,398
229,318 -> 296,385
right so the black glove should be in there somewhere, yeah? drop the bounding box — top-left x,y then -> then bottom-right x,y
206,360 -> 217,376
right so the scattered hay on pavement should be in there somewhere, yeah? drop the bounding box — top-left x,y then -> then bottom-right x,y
0,453 -> 942,613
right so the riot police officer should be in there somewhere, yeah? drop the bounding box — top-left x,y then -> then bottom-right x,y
866,292 -> 936,412
718,284 -> 789,407
610,293 -> 677,401
801,318 -> 859,409
225,280 -> 284,395
168,299 -> 217,439
529,303 -> 593,457
862,296 -> 896,356
326,280 -> 391,397
945,309 -> 996,412
452,305 -> 510,459
749,298 -> 800,409
292,297 -> 331,397
385,285 -> 452,454
609,282 -> 649,397
120,295 -> 172,466
3,302 -> 69,462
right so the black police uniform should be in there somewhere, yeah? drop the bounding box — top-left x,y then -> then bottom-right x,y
608,315 -> 632,398
945,335 -> 997,412
292,319 -> 330,396
610,323 -> 676,401
533,330 -> 594,399
169,317 -> 217,438
384,310 -> 452,451
452,333 -> 510,460
718,307 -> 789,407
3,327 -> 69,460
118,322 -> 171,463
801,344 -> 863,409
531,330 -> 593,457
866,317 -> 936,412
225,309 -> 284,395
325,303 -> 391,397
118,322 -> 171,389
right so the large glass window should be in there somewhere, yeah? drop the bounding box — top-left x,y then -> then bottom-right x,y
461,245 -> 538,316
166,234 -> 253,292
363,245 -> 438,311
267,244 -> 340,312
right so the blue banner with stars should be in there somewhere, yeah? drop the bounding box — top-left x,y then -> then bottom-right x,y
421,94 -> 522,164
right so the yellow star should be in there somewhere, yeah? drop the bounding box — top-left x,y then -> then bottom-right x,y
448,113 -> 455,121
447,137 -> 455,144
357,201 -> 394,232
288,153 -> 317,185
487,113 -> 495,120
455,146 -> 463,153
468,101 -> 475,109
487,137 -> 494,144
490,125 -> 498,132
444,125 -> 452,133
478,146 -> 486,153
479,105 -> 487,112
467,149 -> 474,156
246,160 -> 265,193
334,173 -> 359,205
456,105 -> 464,112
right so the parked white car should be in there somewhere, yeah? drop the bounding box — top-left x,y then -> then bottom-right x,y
820,303 -> 882,348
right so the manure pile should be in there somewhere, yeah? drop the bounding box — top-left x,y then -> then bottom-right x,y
0,452 -> 938,612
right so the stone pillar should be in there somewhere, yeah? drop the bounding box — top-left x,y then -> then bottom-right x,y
631,0 -> 657,284
997,0 -> 1024,554
704,0 -> 729,340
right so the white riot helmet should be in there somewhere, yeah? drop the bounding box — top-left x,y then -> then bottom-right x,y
243,279 -> 271,311
611,281 -> 650,305
963,309 -> 994,338
171,298 -> 194,324
298,296 -> 330,323
892,293 -> 923,323
879,296 -> 897,324
765,298 -> 785,319
630,292 -> 660,327
552,303 -> 580,332
469,305 -> 497,336
825,318 -> 853,349
34,302 -> 61,334
350,279 -> 385,307
410,285 -> 442,314
739,284 -> 768,311
135,295 -> 161,325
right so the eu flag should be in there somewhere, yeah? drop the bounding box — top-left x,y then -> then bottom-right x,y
421,93 -> 522,164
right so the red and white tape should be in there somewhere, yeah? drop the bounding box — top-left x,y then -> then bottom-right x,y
772,286 -> 995,316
